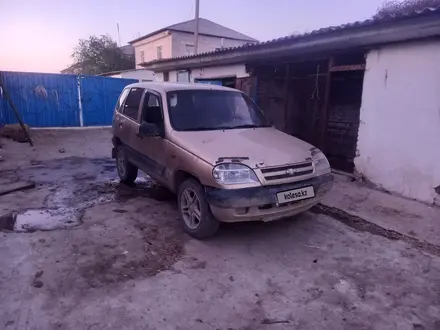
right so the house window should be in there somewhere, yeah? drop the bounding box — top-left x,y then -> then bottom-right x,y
163,72 -> 169,82
140,51 -> 145,63
177,70 -> 190,82
157,46 -> 163,59
185,44 -> 195,56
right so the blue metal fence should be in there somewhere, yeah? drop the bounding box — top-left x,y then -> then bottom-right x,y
80,75 -> 136,126
0,71 -> 136,127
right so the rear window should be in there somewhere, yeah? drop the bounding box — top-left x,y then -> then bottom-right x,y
115,88 -> 130,112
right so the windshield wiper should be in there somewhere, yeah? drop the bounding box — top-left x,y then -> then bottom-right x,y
182,126 -> 232,131
182,126 -> 213,131
229,124 -> 268,129
182,124 -> 269,131
184,126 -> 235,131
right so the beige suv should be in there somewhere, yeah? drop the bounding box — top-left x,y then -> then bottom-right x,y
112,82 -> 333,238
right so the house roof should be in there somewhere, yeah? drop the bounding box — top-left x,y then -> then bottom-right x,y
129,18 -> 257,44
99,68 -> 150,76
140,5 -> 440,71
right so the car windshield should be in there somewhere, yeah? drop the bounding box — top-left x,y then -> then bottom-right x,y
166,89 -> 271,131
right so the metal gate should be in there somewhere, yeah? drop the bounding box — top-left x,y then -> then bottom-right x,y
0,71 -> 80,127
0,71 -> 136,127
79,76 -> 136,126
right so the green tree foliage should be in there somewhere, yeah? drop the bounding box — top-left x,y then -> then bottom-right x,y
71,35 -> 134,75
375,0 -> 440,18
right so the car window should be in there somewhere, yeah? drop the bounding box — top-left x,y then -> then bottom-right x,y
115,88 -> 130,112
142,92 -> 163,125
166,90 -> 270,131
122,87 -> 144,121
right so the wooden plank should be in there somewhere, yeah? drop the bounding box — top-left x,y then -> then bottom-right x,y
0,181 -> 35,196
329,64 -> 366,72
0,74 -> 34,146
283,63 -> 291,132
321,57 -> 334,150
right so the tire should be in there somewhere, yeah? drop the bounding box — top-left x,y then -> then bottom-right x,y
178,178 -> 219,239
116,145 -> 138,185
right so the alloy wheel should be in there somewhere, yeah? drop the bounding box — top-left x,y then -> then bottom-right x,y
117,150 -> 126,178
180,188 -> 202,229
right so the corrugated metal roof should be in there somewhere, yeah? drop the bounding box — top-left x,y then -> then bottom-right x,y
140,5 -> 440,67
129,18 -> 257,44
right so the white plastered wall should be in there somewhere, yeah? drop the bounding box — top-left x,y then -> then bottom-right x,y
154,64 -> 248,82
355,40 -> 440,205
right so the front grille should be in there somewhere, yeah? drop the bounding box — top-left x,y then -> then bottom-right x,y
261,161 -> 314,181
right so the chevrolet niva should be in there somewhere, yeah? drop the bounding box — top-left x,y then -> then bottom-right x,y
112,82 -> 333,238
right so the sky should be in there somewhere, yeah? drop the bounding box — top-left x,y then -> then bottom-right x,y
0,0 -> 385,73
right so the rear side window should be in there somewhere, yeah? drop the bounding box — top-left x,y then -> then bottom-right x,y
115,88 -> 130,112
122,88 -> 144,121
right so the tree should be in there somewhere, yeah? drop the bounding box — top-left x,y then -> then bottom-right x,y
70,35 -> 134,75
375,0 -> 440,19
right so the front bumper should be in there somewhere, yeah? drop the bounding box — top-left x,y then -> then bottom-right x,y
205,173 -> 333,222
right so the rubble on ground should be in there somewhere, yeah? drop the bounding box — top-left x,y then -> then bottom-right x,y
0,123 -> 31,143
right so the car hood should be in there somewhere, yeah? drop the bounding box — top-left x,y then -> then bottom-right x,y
170,127 -> 315,168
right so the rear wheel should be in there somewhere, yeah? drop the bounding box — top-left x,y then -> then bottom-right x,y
178,178 -> 219,239
116,145 -> 138,185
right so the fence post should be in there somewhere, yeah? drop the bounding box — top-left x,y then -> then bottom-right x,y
76,76 -> 84,127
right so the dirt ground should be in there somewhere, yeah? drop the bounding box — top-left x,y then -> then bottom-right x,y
1,129 -> 440,330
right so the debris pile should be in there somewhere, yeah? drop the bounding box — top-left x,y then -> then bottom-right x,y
0,123 -> 31,143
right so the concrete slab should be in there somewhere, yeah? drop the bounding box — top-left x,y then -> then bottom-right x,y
0,181 -> 35,196
323,174 -> 440,247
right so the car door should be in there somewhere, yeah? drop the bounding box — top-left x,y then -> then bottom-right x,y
114,87 -> 144,162
131,90 -> 168,182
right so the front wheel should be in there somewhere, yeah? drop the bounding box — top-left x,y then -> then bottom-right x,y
178,178 -> 219,239
116,145 -> 138,185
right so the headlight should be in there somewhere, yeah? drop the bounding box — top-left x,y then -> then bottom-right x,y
212,163 -> 259,185
310,148 -> 331,175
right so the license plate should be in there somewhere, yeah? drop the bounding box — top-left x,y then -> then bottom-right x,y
276,186 -> 315,204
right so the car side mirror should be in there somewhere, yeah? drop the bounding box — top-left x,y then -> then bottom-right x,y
139,121 -> 160,137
